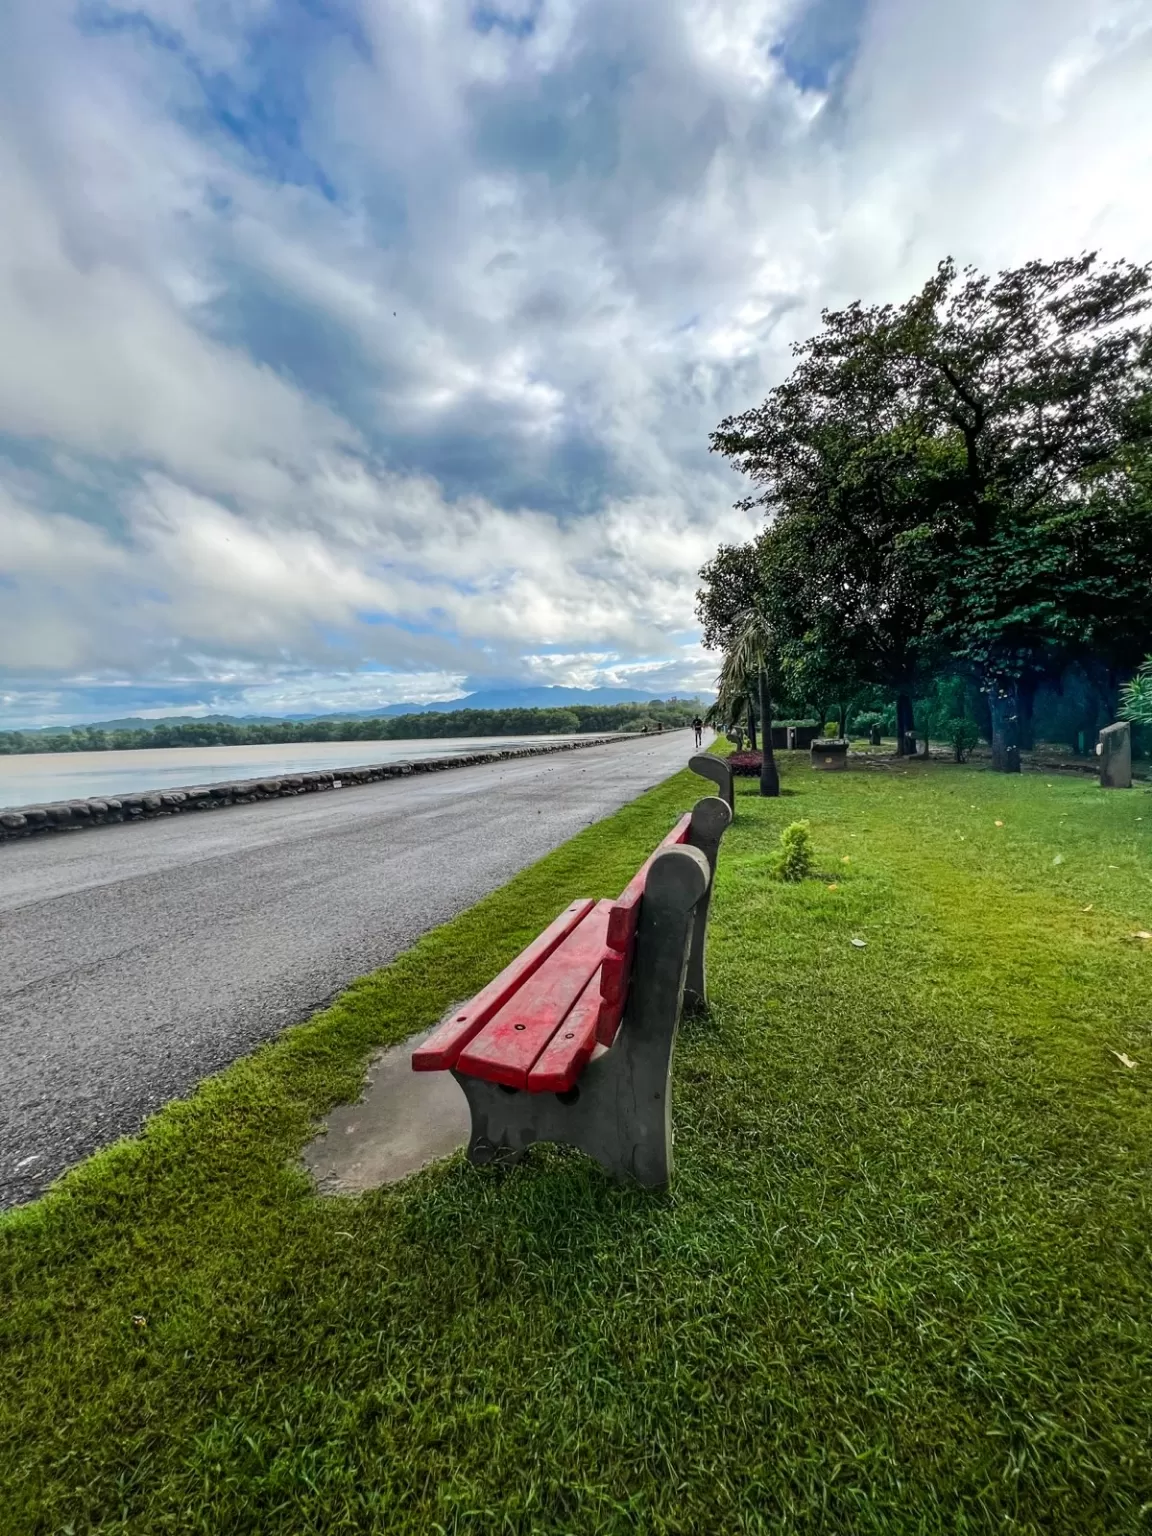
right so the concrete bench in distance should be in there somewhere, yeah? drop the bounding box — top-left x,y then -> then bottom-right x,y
811,738 -> 849,771
412,795 -> 732,1189
1098,721 -> 1132,789
690,752 -> 734,811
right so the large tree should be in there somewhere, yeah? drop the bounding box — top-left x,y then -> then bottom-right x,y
711,413 -> 954,753
710,254 -> 1152,770
760,427 -> 953,752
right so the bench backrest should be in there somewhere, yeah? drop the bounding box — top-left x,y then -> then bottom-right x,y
605,812 -> 691,951
413,797 -> 729,1090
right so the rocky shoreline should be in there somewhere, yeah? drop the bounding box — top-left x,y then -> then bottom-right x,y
0,734 -> 637,843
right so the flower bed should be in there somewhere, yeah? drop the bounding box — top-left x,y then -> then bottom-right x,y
727,750 -> 763,776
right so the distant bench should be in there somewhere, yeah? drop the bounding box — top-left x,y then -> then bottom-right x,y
413,794 -> 732,1188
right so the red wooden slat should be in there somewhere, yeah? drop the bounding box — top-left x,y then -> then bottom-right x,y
456,906 -> 613,1087
600,935 -> 634,1005
596,994 -> 625,1047
606,812 -> 691,950
526,971 -> 602,1093
412,899 -> 595,1071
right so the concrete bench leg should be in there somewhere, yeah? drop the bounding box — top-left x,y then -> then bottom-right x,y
453,844 -> 711,1189
690,753 -> 734,812
684,795 -> 731,1013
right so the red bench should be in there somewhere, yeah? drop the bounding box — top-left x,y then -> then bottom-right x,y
413,794 -> 731,1188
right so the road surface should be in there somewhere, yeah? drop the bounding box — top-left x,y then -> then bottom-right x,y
0,732 -> 701,1208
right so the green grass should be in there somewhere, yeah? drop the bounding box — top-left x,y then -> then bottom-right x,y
3,758 -> 1152,1533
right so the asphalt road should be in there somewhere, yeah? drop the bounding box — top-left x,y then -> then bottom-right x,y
0,732 -> 701,1208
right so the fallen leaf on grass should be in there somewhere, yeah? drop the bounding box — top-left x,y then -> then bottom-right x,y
841,855 -> 851,864
995,820 -> 1004,827
850,938 -> 867,948
826,883 -> 839,891
1052,854 -> 1064,866
132,1315 -> 147,1329
1110,1051 -> 1138,1070
1082,904 -> 1094,912
1130,931 -> 1152,941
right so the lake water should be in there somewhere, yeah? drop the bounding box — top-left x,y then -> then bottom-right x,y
0,735 -> 593,809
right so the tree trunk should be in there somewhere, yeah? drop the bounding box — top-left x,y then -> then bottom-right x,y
758,670 -> 780,797
1017,679 -> 1036,752
838,702 -> 848,736
988,683 -> 1021,773
896,693 -> 914,756
745,690 -> 757,752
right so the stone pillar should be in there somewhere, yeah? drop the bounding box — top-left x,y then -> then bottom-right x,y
1097,722 -> 1132,789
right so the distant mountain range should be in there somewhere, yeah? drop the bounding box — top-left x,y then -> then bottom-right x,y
19,686 -> 706,734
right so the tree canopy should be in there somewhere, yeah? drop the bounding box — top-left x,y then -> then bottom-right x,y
700,253 -> 1152,770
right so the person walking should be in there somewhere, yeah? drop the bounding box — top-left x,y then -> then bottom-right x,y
692,715 -> 704,748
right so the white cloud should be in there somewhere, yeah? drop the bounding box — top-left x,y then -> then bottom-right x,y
0,0 -> 1150,725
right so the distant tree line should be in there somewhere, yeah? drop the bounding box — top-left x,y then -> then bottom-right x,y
0,701 -> 700,755
697,252 -> 1152,793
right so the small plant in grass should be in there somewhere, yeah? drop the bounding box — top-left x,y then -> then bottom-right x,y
770,820 -> 814,881
948,717 -> 981,763
823,720 -> 840,738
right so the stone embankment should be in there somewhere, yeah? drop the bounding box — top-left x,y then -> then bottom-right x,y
0,735 -> 636,843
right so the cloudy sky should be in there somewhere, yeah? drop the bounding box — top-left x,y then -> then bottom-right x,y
1,0 -> 1150,726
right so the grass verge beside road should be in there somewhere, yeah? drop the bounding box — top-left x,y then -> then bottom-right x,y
3,756 -> 1152,1532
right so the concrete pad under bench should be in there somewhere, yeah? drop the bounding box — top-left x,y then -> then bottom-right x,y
303,1025 -> 470,1194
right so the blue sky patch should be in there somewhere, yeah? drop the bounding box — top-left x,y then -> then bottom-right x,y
772,0 -> 867,92
470,2 -> 543,41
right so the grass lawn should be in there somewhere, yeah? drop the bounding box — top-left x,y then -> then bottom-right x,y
3,755 -> 1152,1533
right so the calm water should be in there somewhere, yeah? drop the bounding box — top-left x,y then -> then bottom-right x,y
0,735 -> 592,809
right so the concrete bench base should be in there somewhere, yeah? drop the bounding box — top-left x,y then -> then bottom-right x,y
811,739 -> 849,771
1098,722 -> 1133,789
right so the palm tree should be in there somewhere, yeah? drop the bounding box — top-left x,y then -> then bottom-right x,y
1122,658 -> 1152,724
705,606 -> 780,797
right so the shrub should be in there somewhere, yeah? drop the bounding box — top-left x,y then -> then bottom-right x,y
948,717 -> 981,762
851,710 -> 884,738
771,820 -> 814,882
824,720 -> 839,737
